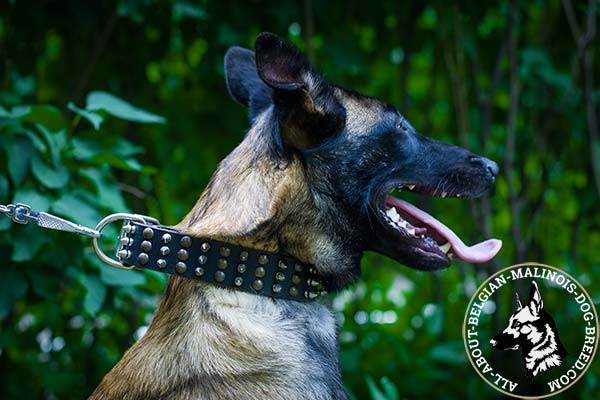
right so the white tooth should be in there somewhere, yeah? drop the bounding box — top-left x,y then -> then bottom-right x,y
407,228 -> 415,235
439,242 -> 451,253
407,185 -> 415,190
399,220 -> 407,228
441,192 -> 447,198
387,207 -> 400,222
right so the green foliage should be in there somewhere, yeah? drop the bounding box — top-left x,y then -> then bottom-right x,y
0,1 -> 599,399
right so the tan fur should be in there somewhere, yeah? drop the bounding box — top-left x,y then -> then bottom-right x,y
90,108 -> 345,400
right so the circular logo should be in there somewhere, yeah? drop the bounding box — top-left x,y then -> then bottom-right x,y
463,263 -> 598,398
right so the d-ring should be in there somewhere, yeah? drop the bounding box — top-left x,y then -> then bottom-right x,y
92,213 -> 159,270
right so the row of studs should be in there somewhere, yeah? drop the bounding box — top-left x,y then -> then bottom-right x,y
120,224 -> 324,299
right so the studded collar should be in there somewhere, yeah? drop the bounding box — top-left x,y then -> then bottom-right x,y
115,220 -> 327,302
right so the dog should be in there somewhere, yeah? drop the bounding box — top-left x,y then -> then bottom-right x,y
490,281 -> 567,378
90,32 -> 501,400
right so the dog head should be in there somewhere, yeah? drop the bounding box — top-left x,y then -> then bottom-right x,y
195,32 -> 501,289
490,281 -> 545,351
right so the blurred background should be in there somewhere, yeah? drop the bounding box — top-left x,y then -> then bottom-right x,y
0,0 -> 598,398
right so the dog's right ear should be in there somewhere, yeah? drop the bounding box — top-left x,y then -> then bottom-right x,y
224,46 -> 273,122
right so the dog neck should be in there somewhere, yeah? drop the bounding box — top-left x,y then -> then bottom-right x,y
90,120 -> 351,399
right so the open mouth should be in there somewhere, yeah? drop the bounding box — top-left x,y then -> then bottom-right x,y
369,182 -> 502,270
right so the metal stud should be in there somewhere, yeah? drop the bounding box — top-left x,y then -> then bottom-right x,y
217,259 -> 228,270
305,291 -> 319,299
198,255 -> 208,265
143,227 -> 154,239
160,246 -> 170,256
117,250 -> 131,260
123,224 -> 133,234
214,271 -> 226,282
278,260 -> 288,269
162,233 -> 172,244
273,284 -> 282,293
157,259 -> 167,269
255,267 -> 266,277
175,262 -> 187,274
180,236 -> 192,248
194,267 -> 205,276
309,267 -> 317,274
308,279 -> 320,287
292,275 -> 301,285
252,279 -> 264,291
219,247 -> 231,257
234,277 -> 243,286
276,272 -> 285,281
294,263 -> 303,272
258,255 -> 269,265
239,251 -> 249,261
138,253 -> 149,265
177,249 -> 189,261
119,237 -> 132,246
201,242 -> 211,252
289,286 -> 299,296
140,240 -> 152,252
237,263 -> 247,273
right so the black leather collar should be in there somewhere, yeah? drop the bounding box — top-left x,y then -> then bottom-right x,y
115,221 -> 327,302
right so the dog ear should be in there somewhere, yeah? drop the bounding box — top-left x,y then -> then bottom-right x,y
528,281 -> 544,316
515,292 -> 523,311
254,32 -> 345,151
224,46 -> 273,123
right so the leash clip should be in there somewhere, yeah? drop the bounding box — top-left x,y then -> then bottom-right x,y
92,213 -> 160,270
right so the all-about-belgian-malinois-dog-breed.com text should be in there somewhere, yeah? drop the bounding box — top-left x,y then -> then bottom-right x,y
90,33 -> 502,400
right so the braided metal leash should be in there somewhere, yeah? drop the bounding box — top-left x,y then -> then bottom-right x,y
1,203 -> 159,270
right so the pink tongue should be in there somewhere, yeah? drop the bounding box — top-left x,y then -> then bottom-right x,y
386,196 -> 502,263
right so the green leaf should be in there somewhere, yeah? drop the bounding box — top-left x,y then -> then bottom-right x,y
12,187 -> 52,211
20,105 -> 66,132
68,102 -> 104,130
35,125 -> 67,167
52,192 -> 103,228
0,174 -> 8,201
31,152 -> 69,189
7,136 -> 33,185
0,105 -> 31,119
99,266 -> 147,287
19,128 -> 48,153
86,91 -> 166,124
173,1 -> 208,21
366,376 -> 390,400
0,267 -> 28,319
80,274 -> 106,315
79,169 -> 128,212
429,341 -> 467,364
11,224 -> 49,262
379,377 -> 399,400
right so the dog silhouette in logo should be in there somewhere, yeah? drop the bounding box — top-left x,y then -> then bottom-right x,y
490,281 -> 567,377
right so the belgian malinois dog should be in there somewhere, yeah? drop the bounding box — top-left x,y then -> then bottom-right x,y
490,281 -> 567,378
91,32 -> 501,399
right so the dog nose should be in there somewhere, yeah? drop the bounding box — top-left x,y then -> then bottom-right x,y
489,339 -> 497,347
469,156 -> 499,179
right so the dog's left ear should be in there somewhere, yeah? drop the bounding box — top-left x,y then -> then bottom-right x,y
224,46 -> 273,123
528,281 -> 544,316
254,32 -> 345,151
